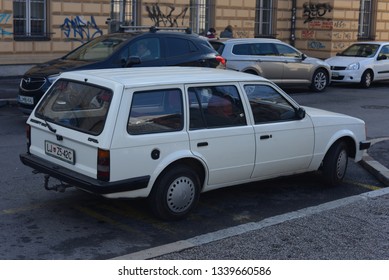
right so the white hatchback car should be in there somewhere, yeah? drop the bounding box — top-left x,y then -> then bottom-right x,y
325,41 -> 389,88
20,67 -> 370,220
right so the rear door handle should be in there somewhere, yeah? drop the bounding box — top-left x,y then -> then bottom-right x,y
197,142 -> 208,147
260,135 -> 272,140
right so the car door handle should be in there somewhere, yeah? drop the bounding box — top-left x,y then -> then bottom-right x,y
260,134 -> 272,140
197,142 -> 208,147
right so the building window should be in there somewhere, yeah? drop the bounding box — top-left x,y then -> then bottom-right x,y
13,0 -> 48,40
109,0 -> 137,32
358,0 -> 375,40
190,0 -> 214,36
255,0 -> 275,38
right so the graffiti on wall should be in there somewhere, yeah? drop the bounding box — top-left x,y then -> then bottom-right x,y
61,15 -> 102,42
0,13 -> 12,35
145,3 -> 189,27
303,2 -> 332,23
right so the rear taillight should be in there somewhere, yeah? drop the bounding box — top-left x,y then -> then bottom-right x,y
216,55 -> 226,66
97,148 -> 110,181
26,124 -> 31,153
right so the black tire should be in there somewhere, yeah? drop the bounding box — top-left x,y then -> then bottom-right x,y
360,70 -> 373,88
148,165 -> 200,220
322,141 -> 348,186
310,68 -> 328,92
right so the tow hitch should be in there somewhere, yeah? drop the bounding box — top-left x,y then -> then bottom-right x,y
43,174 -> 73,193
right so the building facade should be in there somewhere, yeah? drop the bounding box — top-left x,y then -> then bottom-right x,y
0,0 -> 388,65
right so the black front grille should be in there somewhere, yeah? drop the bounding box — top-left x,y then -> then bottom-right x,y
20,77 -> 47,91
331,66 -> 347,71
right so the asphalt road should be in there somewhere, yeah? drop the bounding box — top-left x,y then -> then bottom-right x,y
0,81 -> 388,260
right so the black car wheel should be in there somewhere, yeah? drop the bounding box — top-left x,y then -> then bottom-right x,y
322,141 -> 348,186
149,165 -> 200,220
360,70 -> 373,88
310,68 -> 328,92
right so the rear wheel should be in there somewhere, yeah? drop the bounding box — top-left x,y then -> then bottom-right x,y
322,141 -> 348,186
360,70 -> 373,88
148,166 -> 200,220
310,68 -> 328,92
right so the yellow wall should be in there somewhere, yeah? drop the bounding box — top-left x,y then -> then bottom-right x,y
2,0 -> 389,64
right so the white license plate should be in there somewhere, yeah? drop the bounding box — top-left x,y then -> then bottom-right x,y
45,141 -> 75,164
332,72 -> 339,77
18,95 -> 34,105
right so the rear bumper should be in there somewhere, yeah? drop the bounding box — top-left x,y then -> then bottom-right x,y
360,141 -> 371,151
20,153 -> 150,195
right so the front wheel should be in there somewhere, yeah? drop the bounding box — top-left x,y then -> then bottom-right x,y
322,141 -> 348,186
360,70 -> 373,88
148,166 -> 201,220
310,69 -> 329,92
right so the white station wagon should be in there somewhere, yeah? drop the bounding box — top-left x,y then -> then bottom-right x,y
20,67 -> 370,220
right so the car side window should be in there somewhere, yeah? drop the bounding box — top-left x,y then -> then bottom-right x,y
274,43 -> 300,58
244,84 -> 298,123
128,89 -> 183,135
166,38 -> 198,57
128,38 -> 161,61
232,44 -> 251,55
379,45 -> 389,58
250,43 -> 276,55
188,85 -> 246,129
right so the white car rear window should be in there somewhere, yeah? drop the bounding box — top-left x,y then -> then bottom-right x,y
35,79 -> 113,135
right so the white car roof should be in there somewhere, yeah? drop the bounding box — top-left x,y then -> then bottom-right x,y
221,38 -> 282,44
59,67 -> 269,88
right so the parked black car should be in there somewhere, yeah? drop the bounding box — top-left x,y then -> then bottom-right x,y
18,27 -> 225,114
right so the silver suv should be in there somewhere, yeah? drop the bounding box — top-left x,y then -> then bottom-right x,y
210,38 -> 331,92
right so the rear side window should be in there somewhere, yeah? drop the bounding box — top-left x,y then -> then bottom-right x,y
35,79 -> 113,135
232,43 -> 275,56
165,38 -> 199,57
128,89 -> 183,135
250,43 -> 275,55
188,85 -> 246,129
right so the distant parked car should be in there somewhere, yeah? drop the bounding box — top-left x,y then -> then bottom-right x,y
325,41 -> 389,88
18,27 -> 225,114
210,38 -> 331,92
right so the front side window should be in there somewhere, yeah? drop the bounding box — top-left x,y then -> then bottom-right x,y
274,44 -> 301,57
188,85 -> 246,129
128,38 -> 161,60
244,84 -> 297,123
35,80 -> 113,135
128,89 -> 183,135
13,0 -> 47,40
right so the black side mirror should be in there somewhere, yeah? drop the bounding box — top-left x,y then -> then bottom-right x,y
125,56 -> 142,67
301,53 -> 307,60
296,107 -> 306,119
377,54 -> 387,61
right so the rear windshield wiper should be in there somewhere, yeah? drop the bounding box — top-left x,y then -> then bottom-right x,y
43,116 -> 57,133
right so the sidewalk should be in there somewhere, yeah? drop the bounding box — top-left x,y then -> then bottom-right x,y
0,77 -> 20,106
115,140 -> 389,260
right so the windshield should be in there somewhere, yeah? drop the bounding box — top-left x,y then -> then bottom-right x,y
339,43 -> 379,58
64,35 -> 132,61
35,79 -> 113,135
